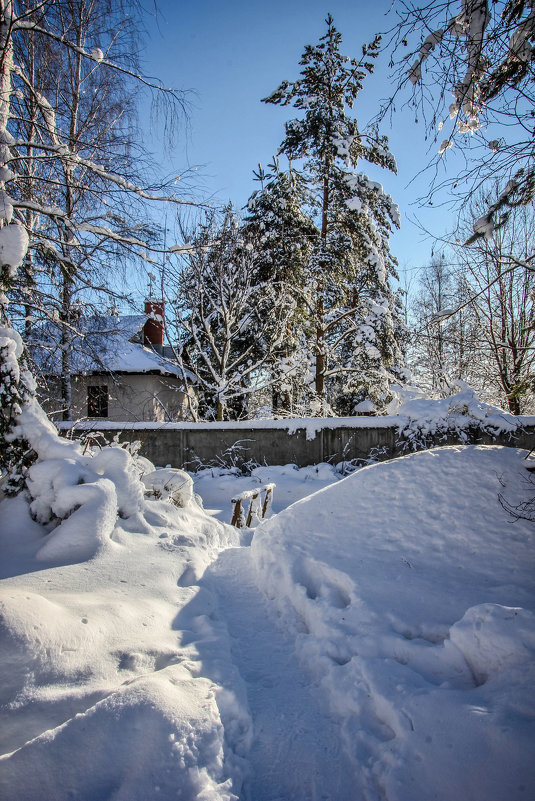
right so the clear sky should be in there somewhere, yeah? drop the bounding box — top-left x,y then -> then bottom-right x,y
138,0 -> 459,285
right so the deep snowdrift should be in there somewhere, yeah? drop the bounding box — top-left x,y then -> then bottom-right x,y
1,444 -> 534,801
0,465 -> 247,801
251,445 -> 535,801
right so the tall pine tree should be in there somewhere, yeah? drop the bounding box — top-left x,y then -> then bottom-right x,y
263,15 -> 405,414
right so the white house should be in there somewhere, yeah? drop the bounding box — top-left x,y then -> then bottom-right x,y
30,300 -> 197,423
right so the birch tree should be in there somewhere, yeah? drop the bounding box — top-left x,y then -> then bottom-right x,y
4,0 -> 193,419
168,208 -> 295,421
409,254 -> 480,395
382,0 -> 535,235
454,200 -> 535,412
0,0 -> 193,487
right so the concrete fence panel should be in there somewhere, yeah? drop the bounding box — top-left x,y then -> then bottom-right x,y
58,418 -> 535,470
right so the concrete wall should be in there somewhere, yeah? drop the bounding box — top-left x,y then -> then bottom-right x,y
60,422 -> 535,469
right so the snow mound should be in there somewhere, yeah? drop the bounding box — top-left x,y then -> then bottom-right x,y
449,603 -> 535,685
1,668 -> 239,801
0,435 -> 247,798
10,400 -> 167,564
0,223 -> 28,273
251,445 -> 535,801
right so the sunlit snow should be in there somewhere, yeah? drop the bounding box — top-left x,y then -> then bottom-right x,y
1,442 -> 534,800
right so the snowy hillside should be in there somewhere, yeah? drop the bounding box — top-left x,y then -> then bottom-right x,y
251,446 -> 535,800
1,445 -> 534,800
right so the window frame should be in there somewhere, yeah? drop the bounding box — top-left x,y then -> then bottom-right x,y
87,384 -> 109,418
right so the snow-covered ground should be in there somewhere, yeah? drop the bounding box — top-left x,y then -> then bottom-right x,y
1,445 -> 534,800
190,461 -> 341,523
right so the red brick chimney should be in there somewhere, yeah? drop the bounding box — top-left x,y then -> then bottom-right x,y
144,299 -> 165,346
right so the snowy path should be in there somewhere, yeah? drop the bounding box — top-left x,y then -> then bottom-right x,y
202,545 -> 357,801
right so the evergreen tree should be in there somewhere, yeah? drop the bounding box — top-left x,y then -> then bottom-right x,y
263,15 -> 404,414
243,159 -> 318,413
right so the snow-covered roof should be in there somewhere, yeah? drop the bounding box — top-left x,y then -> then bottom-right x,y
29,314 -> 195,381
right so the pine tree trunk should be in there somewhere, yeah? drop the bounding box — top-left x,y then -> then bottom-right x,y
315,296 -> 325,399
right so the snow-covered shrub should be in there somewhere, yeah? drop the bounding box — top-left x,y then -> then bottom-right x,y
2,395 -> 193,562
0,330 -> 37,495
187,440 -> 261,476
141,468 -> 194,508
396,384 -> 520,453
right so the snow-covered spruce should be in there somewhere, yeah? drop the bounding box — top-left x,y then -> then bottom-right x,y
262,16 -> 406,414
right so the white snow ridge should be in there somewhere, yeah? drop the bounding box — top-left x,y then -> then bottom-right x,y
1,444 -> 534,800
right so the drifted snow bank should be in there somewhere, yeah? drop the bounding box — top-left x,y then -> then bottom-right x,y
251,445 -> 535,801
12,400 -> 151,563
0,408 -> 249,800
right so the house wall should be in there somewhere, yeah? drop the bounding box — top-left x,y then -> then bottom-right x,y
41,374 -> 196,422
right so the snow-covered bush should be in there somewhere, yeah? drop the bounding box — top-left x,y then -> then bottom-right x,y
1,385 -> 211,563
142,468 -> 194,508
0,327 -> 37,494
396,383 -> 520,452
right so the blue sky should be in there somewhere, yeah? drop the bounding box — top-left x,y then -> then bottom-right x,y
139,0 -> 458,283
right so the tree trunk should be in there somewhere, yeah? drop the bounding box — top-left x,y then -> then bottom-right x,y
314,170 -> 330,404
315,296 -> 325,399
60,274 -> 73,421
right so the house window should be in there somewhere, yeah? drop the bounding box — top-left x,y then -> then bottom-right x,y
87,385 -> 108,418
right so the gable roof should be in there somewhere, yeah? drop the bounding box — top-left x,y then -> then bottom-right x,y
29,314 -> 195,382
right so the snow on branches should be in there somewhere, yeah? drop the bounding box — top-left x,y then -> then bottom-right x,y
384,0 -> 535,227
262,17 -> 406,413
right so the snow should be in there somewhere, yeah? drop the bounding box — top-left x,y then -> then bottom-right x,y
251,446 -> 535,800
30,313 -> 195,380
1,443 -> 534,800
142,467 -> 194,507
191,462 -> 340,523
57,414 -> 400,434
0,456 -> 244,800
354,398 -> 376,414
0,326 -> 23,386
0,190 -> 14,224
0,224 -> 29,273
472,214 -> 495,239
